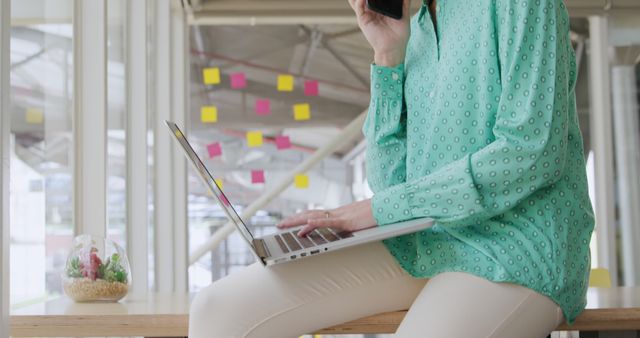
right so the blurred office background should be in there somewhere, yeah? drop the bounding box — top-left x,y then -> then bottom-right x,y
1,1 -> 640,337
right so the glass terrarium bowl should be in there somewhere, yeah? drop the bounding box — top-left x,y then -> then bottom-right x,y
62,235 -> 131,302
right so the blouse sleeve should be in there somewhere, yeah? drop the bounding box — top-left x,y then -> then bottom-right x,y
363,63 -> 408,197
371,0 -> 575,227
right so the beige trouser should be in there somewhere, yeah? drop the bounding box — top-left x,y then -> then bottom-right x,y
189,241 -> 564,338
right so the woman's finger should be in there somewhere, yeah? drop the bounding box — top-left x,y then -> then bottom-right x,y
277,211 -> 309,228
296,224 -> 317,238
298,218 -> 344,237
277,210 -> 327,228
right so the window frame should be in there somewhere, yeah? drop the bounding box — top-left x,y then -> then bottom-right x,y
1,0 -> 11,336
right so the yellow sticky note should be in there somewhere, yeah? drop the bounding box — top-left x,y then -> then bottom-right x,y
293,103 -> 311,121
203,67 -> 221,85
26,108 -> 44,124
294,174 -> 309,189
201,106 -> 218,123
215,179 -> 223,190
246,131 -> 263,147
277,74 -> 294,92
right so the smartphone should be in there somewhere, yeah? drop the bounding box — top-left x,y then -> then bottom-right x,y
366,0 -> 403,20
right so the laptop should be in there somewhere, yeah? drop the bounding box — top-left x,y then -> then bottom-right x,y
166,121 -> 434,266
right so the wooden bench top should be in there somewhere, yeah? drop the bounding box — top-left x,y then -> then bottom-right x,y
10,287 -> 640,337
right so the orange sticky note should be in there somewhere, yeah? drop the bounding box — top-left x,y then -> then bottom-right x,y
26,108 -> 44,124
203,67 -> 221,85
201,106 -> 218,123
246,131 -> 263,147
294,174 -> 309,189
277,74 -> 294,92
293,103 -> 311,121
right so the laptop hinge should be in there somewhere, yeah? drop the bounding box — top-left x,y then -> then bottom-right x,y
252,238 -> 270,259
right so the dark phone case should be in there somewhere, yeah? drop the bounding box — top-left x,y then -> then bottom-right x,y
366,0 -> 403,20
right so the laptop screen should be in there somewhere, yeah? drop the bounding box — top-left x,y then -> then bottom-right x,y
165,121 -> 256,248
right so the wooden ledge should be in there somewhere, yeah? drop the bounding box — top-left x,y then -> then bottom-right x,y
319,308 -> 640,334
11,287 -> 640,337
12,314 -> 189,337
11,293 -> 192,337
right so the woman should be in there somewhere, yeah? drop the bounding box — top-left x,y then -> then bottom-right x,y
189,0 -> 594,336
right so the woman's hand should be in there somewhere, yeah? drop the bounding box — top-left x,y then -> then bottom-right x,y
277,199 -> 378,237
348,0 -> 412,67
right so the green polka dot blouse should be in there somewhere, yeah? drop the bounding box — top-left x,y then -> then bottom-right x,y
363,0 -> 595,324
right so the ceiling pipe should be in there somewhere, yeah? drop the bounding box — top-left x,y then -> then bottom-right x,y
187,0 -> 640,25
218,128 -> 318,154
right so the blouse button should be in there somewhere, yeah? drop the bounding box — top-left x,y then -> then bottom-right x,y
392,72 -> 399,81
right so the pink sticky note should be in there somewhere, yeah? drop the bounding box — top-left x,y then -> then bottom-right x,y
230,72 -> 247,89
304,80 -> 319,96
251,170 -> 265,184
275,135 -> 291,150
207,142 -> 222,158
220,193 -> 231,206
255,99 -> 270,116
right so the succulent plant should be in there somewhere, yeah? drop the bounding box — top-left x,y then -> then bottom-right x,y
101,253 -> 128,283
67,256 -> 83,278
66,247 -> 128,284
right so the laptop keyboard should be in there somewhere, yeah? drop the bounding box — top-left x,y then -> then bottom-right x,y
274,228 -> 354,253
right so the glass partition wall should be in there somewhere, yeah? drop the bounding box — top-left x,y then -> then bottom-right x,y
8,0 -> 142,305
9,0 -> 74,306
606,13 -> 640,286
6,0 -> 190,308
